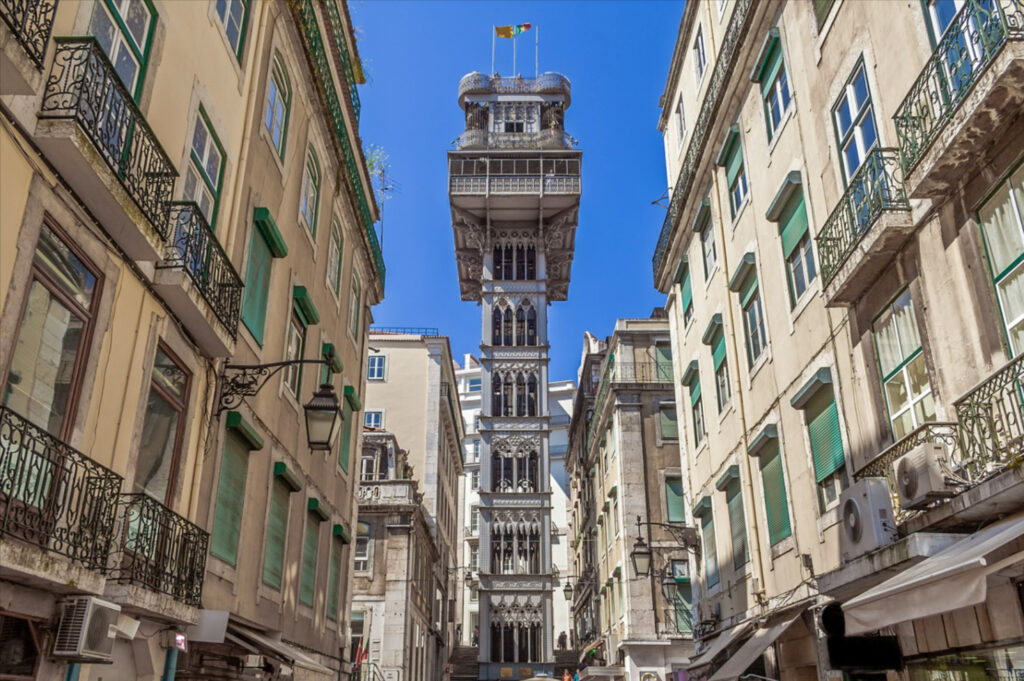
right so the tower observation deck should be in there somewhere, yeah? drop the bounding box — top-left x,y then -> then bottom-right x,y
448,71 -> 581,680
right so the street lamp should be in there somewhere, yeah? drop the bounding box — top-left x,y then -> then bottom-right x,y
562,582 -> 574,601
304,383 -> 344,450
630,536 -> 653,577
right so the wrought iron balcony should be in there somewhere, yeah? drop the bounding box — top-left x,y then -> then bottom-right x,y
894,0 -> 1024,180
815,148 -> 911,300
110,493 -> 208,607
613,362 -> 675,384
160,202 -> 243,339
0,0 -> 57,67
456,128 -> 575,151
39,38 -> 177,242
0,406 -> 122,570
458,71 -> 572,107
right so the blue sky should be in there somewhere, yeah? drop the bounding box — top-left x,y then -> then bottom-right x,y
351,0 -> 683,382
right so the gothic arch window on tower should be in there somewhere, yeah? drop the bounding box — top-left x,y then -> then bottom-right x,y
492,242 -> 536,281
490,370 -> 540,417
489,598 -> 543,663
491,102 -> 538,134
489,513 -> 541,575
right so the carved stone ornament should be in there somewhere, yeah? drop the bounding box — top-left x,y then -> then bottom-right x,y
492,432 -> 541,457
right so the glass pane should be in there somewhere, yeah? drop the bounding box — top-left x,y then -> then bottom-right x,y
892,408 -> 915,440
206,144 -> 221,186
122,0 -> 152,48
191,120 -> 208,161
998,262 -> 1024,354
89,3 -> 117,56
930,0 -> 961,36
886,374 -> 910,414
5,282 -> 86,435
980,181 -> 1024,276
183,167 -> 198,203
906,354 -> 932,399
152,349 -> 187,402
835,96 -> 852,137
859,108 -> 878,153
36,227 -> 97,309
134,389 -> 179,500
914,391 -> 937,425
843,141 -> 861,180
853,68 -> 869,110
113,43 -> 140,92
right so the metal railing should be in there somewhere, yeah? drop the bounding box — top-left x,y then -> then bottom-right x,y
586,356 -> 615,449
651,0 -> 756,284
0,0 -> 57,67
614,362 -> 675,384
370,326 -> 440,335
0,406 -> 122,570
815,148 -> 910,286
110,493 -> 208,607
322,0 -> 361,121
353,662 -> 387,681
40,38 -> 177,240
458,72 -> 571,102
160,202 -> 243,338
456,128 -> 575,150
449,175 -> 581,196
954,352 -> 1024,476
894,0 -> 1024,175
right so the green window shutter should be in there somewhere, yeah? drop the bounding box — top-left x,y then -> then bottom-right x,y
760,444 -> 792,545
739,274 -> 759,308
656,344 -> 673,381
241,230 -> 272,344
759,44 -> 783,97
660,407 -> 678,439
689,379 -> 702,406
212,431 -> 250,564
712,331 -> 727,370
681,269 -> 693,311
339,403 -> 352,472
779,192 -> 809,258
665,477 -> 686,522
701,515 -> 719,588
807,389 -> 845,482
262,477 -> 290,589
674,582 -> 693,632
725,482 -> 748,569
326,537 -> 342,620
300,512 -> 321,606
725,143 -> 744,186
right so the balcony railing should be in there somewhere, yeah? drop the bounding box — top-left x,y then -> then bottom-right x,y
39,38 -> 177,240
456,128 -> 575,151
450,174 -> 581,196
322,0 -> 361,121
651,0 -> 756,284
894,0 -> 1024,175
955,351 -> 1024,476
1,0 -> 57,67
110,493 -> 208,607
587,355 -> 615,449
458,72 -> 571,104
614,362 -> 675,384
0,406 -> 122,570
815,148 -> 910,286
160,202 -> 244,338
371,326 -> 440,335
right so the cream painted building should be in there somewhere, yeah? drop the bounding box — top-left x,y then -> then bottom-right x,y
0,1 -> 383,679
360,329 -> 467,680
652,2 -> 1023,681
566,314 -> 694,681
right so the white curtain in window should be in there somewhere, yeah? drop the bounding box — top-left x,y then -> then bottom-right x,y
1000,263 -> 1024,354
980,177 -> 1024,276
876,291 -> 920,375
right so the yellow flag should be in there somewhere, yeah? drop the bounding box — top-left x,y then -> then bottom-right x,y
496,24 -> 530,39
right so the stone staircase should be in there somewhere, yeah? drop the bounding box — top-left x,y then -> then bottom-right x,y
450,646 -> 479,681
553,649 -> 579,676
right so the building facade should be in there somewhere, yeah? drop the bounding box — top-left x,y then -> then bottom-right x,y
359,329 -> 466,680
0,1 -> 383,679
447,69 -> 582,679
456,355 -> 576,651
652,2 -> 1023,681
566,315 -> 694,680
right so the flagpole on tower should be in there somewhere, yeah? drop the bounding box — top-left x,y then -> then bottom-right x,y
535,25 -> 539,77
491,25 -> 495,74
513,33 -> 517,75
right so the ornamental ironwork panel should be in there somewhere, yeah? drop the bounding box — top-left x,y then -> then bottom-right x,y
321,0 -> 361,121
815,148 -> 909,286
110,493 -> 208,607
160,202 -> 243,339
894,0 -> 1024,175
614,362 -> 675,384
456,129 -> 575,151
651,0 -> 756,284
955,352 -> 1024,477
0,406 -> 122,569
0,0 -> 57,67
39,38 -> 177,240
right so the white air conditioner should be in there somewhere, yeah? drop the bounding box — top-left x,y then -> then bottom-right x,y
894,442 -> 954,510
840,477 -> 897,563
52,597 -> 121,661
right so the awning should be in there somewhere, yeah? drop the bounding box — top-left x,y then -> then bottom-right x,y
688,621 -> 753,673
843,511 -> 1024,635
707,609 -> 807,681
228,623 -> 332,676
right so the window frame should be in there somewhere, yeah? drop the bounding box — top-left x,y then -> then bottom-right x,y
977,162 -> 1024,355
349,270 -> 363,339
326,219 -> 343,295
701,223 -> 717,280
693,25 -> 706,82
184,106 -> 225,227
786,233 -> 817,306
215,0 -> 249,60
135,343 -> 191,504
299,148 -> 321,236
675,95 -> 686,149
265,52 -> 291,159
262,474 -> 292,590
89,0 -> 157,100
299,511 -> 322,607
283,309 -> 306,398
743,287 -> 768,367
831,59 -> 879,184
364,410 -> 383,429
367,355 -> 386,381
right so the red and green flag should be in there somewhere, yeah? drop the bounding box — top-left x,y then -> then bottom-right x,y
495,23 -> 531,38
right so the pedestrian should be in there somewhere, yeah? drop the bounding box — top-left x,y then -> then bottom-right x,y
563,669 -> 572,681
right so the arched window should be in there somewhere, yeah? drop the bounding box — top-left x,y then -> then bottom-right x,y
515,306 -> 526,346
299,149 -> 320,234
492,375 -> 503,416
516,374 -> 526,416
526,245 -> 536,279
502,308 -> 513,346
265,53 -> 291,157
526,307 -> 538,345
515,244 -> 526,279
526,374 -> 538,416
492,307 -> 502,345
528,451 -> 539,490
493,245 -> 503,279
501,374 -> 514,417
500,244 -> 513,280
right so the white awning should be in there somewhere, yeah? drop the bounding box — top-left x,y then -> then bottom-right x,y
843,511 -> 1024,635
688,621 -> 753,672
228,623 -> 332,675
707,610 -> 805,681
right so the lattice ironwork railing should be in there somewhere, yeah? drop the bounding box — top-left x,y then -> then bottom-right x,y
458,72 -> 571,101
449,175 -> 581,196
456,129 -> 575,151
0,406 -> 122,570
0,0 -> 57,67
651,0 -> 756,285
614,362 -> 675,384
894,0 -> 1024,175
586,356 -> 615,450
39,38 -> 177,240
815,148 -> 910,286
160,202 -> 244,339
322,0 -> 361,121
955,352 -> 1024,476
110,493 -> 209,607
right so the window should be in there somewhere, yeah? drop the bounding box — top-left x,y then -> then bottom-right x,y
665,477 -> 686,522
709,328 -> 731,412
492,102 -> 538,134
349,272 -> 363,338
300,511 -> 321,606
354,522 -> 370,571
183,110 -> 224,226
719,129 -> 748,219
804,386 -> 848,512
701,221 -> 717,279
349,613 -> 365,666
364,410 -> 383,429
470,507 -> 479,534
4,224 -> 101,439
241,220 -> 275,344
660,405 -> 679,440
299,149 -> 321,235
724,480 -> 748,570
265,54 -> 290,157
978,165 -> 1024,354
474,414 -> 481,431
672,560 -> 694,633
873,290 -> 935,439
263,476 -> 292,589
470,585 -> 479,602
367,355 -> 386,381
679,264 -> 694,326
0,614 -> 39,678
326,536 -> 344,621
327,221 -> 343,295
215,0 -> 247,57
88,0 -> 155,97
471,470 -> 479,491
470,545 -> 479,570
693,26 -> 706,81
833,61 -> 878,182
742,285 -> 767,367
692,395 -> 707,448
612,497 -> 620,537
469,377 -> 482,392
700,511 -> 719,588
753,34 -> 791,141
675,95 -> 686,148
759,443 -> 792,545
211,430 -> 251,564
134,347 -> 190,503
775,189 -> 816,305
283,311 -> 305,397
472,439 -> 481,462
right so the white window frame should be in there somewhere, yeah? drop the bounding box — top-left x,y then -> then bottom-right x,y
364,410 -> 383,429
693,26 -> 707,82
367,355 -> 386,381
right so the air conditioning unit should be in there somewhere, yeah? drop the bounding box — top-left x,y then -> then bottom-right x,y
52,597 -> 121,661
894,442 -> 954,510
840,478 -> 897,563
